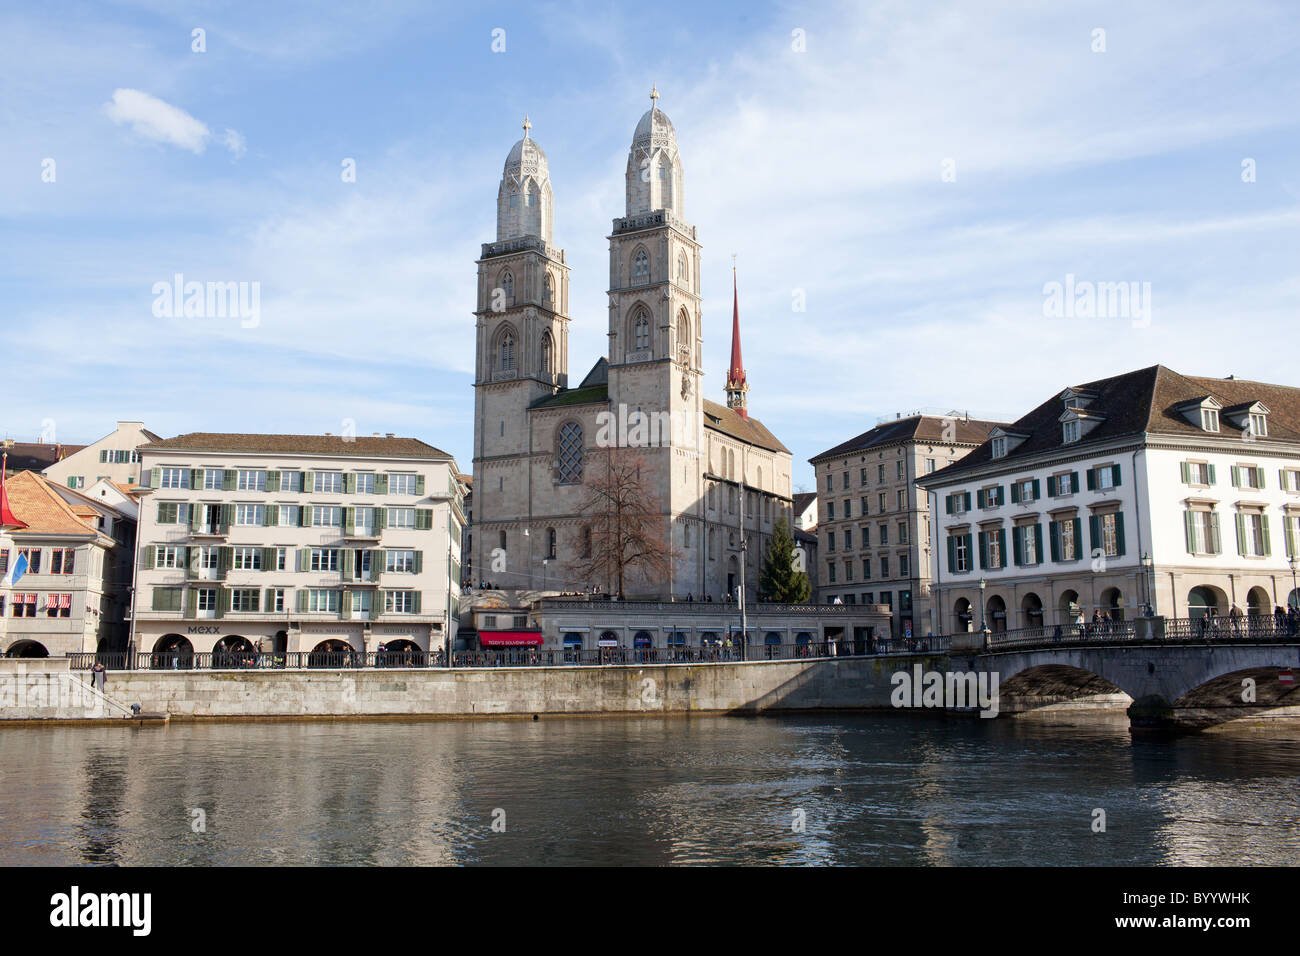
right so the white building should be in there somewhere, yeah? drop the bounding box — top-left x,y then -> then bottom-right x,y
43,421 -> 161,490
917,365 -> 1300,634
132,433 -> 465,660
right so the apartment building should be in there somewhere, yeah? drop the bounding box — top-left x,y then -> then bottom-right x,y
917,365 -> 1300,633
0,470 -> 136,657
132,433 -> 465,659
43,421 -> 160,490
810,413 -> 1002,637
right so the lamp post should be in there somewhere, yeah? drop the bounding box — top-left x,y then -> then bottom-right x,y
1141,552 -> 1155,617
1289,555 -> 1297,611
979,577 -> 990,647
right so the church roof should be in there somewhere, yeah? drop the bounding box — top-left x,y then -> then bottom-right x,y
530,384 -> 608,410
578,357 -> 608,388
703,399 -> 789,454
633,106 -> 676,148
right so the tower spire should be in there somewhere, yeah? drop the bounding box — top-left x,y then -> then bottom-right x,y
725,256 -> 749,418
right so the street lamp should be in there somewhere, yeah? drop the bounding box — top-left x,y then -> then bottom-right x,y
979,577 -> 990,647
1141,552 -> 1155,617
1289,554 -> 1297,611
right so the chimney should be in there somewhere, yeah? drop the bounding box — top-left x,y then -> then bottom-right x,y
385,433 -> 395,438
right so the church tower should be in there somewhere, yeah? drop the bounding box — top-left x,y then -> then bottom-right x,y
605,88 -> 704,460
473,119 -> 571,585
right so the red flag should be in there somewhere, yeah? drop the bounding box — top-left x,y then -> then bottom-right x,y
0,453 -> 27,529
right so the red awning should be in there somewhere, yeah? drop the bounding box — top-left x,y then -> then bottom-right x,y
479,630 -> 543,647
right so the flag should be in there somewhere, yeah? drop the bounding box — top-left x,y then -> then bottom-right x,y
0,452 -> 27,529
3,551 -> 29,588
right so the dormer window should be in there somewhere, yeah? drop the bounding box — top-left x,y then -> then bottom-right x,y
991,437 -> 1007,459
1249,412 -> 1268,438
1202,408 -> 1219,432
1063,420 -> 1080,444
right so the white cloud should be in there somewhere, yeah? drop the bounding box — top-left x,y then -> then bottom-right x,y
221,128 -> 247,159
103,88 -> 221,154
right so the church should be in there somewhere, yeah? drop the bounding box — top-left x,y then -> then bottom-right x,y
471,91 -> 794,600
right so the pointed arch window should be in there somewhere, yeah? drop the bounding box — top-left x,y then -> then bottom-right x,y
543,273 -> 555,308
633,309 -> 651,351
557,422 -> 583,484
501,271 -> 514,303
499,331 -> 516,372
676,311 -> 690,367
540,332 -> 553,375
677,252 -> 688,284
632,248 -> 650,285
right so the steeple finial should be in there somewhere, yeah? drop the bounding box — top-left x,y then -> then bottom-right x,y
649,85 -> 660,108
522,115 -> 531,138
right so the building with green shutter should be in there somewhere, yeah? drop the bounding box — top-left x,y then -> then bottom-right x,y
917,365 -> 1300,635
132,433 -> 466,660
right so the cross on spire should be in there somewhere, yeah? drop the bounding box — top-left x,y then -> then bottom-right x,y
649,85 -> 660,108
522,115 -> 531,138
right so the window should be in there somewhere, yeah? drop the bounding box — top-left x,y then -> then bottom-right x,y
355,473 -> 375,495
842,472 -> 849,490
860,468 -> 868,485
880,555 -> 890,578
1202,408 -> 1220,432
281,471 -> 304,493
197,588 -> 217,612
45,594 -> 71,618
200,547 -> 220,570
312,506 -> 341,527
843,528 -> 852,550
878,492 -> 886,513
1248,412 -> 1268,438
1185,510 -> 1222,555
827,501 -> 835,520
203,469 -> 223,490
311,549 -> 340,572
860,496 -> 869,516
49,548 -> 75,574
633,310 -> 650,351
390,473 -> 418,495
898,521 -> 908,544
877,464 -> 885,483
276,548 -> 288,571
18,549 -> 41,574
557,422 -> 583,484
844,560 -> 854,582
827,531 -> 836,552
1182,462 -> 1213,485
1237,512 -> 1270,557
677,252 -> 688,283
676,314 -> 691,366
12,593 -> 36,617
281,505 -> 302,527
983,530 -> 1004,569
926,458 -> 936,473
632,248 -> 649,284
308,589 -> 340,613
386,549 -> 416,573
1092,465 -> 1120,491
897,489 -> 906,511
862,558 -> 872,580
1063,420 -> 1080,444
1014,479 -> 1037,503
899,553 -> 910,576
231,589 -> 259,612
237,470 -> 266,491
355,550 -> 373,579
991,437 -> 1007,459
843,499 -> 851,519
236,504 -> 265,526
316,471 -> 344,493
501,271 -> 514,300
896,461 -> 905,480
827,562 -> 837,583
268,588 -> 285,613
547,528 -> 557,559
160,467 -> 187,489
541,333 -> 554,373
951,534 -> 971,573
1233,465 -> 1264,491
1096,512 -> 1123,557
879,523 -> 889,546
385,590 -> 416,614
354,591 -> 373,617
1052,518 -> 1080,561
1016,524 -> 1040,565
67,476 -> 84,489
388,508 -> 415,529
233,547 -> 262,571
156,546 -> 182,569
861,526 -> 870,548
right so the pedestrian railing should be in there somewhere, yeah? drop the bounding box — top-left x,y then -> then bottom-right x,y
944,614 -> 1300,654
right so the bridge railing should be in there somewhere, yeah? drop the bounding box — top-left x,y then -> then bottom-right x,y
941,613 -> 1299,653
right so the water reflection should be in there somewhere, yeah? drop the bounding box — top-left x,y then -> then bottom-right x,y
0,715 -> 1297,866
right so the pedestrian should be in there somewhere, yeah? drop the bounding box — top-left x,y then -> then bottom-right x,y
90,660 -> 106,694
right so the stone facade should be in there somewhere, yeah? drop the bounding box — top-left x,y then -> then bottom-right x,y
472,97 -> 795,600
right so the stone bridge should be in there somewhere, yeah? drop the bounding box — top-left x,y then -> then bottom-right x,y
952,632 -> 1300,731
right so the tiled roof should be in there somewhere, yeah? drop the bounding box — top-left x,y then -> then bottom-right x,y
702,400 -> 789,454
810,414 -> 1003,464
792,491 -> 818,514
141,433 -> 451,459
793,527 -> 818,545
2,471 -> 101,536
1,442 -> 85,472
919,365 -> 1300,485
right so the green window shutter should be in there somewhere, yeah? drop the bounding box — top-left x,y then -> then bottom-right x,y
1050,522 -> 1061,562
297,548 -> 309,572
215,587 -> 229,619
413,592 -> 422,614
263,547 -> 276,570
144,545 -> 155,570
1281,469 -> 1289,492
1180,461 -> 1190,484
1086,468 -> 1096,491
414,551 -> 423,573
221,469 -> 234,491
964,534 -> 973,568
190,469 -> 202,489
218,547 -> 232,579
1209,512 -> 1221,554
151,587 -> 163,611
1256,467 -> 1266,489
1286,517 -> 1296,559
1071,518 -> 1082,559
344,473 -> 355,495
977,531 -> 988,570
945,495 -> 953,515
1114,512 -> 1126,556
185,504 -> 198,531
1089,515 -> 1100,553
221,504 -> 234,532
1207,464 -> 1216,485
1012,527 -> 1023,566
946,536 -> 956,573
184,588 -> 197,618
344,507 -> 355,536
1112,464 -> 1122,487
267,471 -> 280,492
375,508 -> 386,531
1261,514 -> 1272,556
341,590 -> 352,620
1231,466 -> 1241,488
962,492 -> 971,511
266,504 -> 278,527
997,529 -> 1007,567
188,547 -> 200,579
1046,475 -> 1057,497
1185,511 -> 1196,553
376,474 -> 389,495
149,467 -> 160,489
415,475 -> 426,495
370,551 -> 382,581
1008,485 -> 1019,505
156,502 -> 168,524
264,588 -> 275,611
300,506 -> 311,528
415,509 -> 432,530
297,589 -> 309,613
977,489 -> 986,509
305,471 -> 315,493
1070,471 -> 1080,493
1033,523 -> 1043,562
343,549 -> 355,577
1031,479 -> 1040,500
1235,514 -> 1246,554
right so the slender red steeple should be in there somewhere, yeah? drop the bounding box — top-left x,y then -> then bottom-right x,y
1,452 -> 27,529
724,260 -> 749,418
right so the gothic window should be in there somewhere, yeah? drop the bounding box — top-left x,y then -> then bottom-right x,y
498,330 -> 516,372
676,311 -> 690,367
501,271 -> 514,303
543,273 -> 554,308
677,252 -> 688,283
523,184 -> 533,207
541,332 -> 553,375
546,527 -> 556,559
557,422 -> 583,484
581,526 -> 592,559
633,309 -> 650,351
632,248 -> 649,285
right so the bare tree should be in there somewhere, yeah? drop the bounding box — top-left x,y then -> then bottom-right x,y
567,446 -> 679,597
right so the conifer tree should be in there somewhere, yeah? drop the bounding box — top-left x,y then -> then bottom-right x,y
758,517 -> 811,603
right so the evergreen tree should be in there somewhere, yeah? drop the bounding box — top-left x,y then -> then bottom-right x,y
758,517 -> 811,603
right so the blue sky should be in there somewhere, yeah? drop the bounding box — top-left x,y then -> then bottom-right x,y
2,0 -> 1298,491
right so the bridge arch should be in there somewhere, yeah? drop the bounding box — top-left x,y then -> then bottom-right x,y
997,662 -> 1129,713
